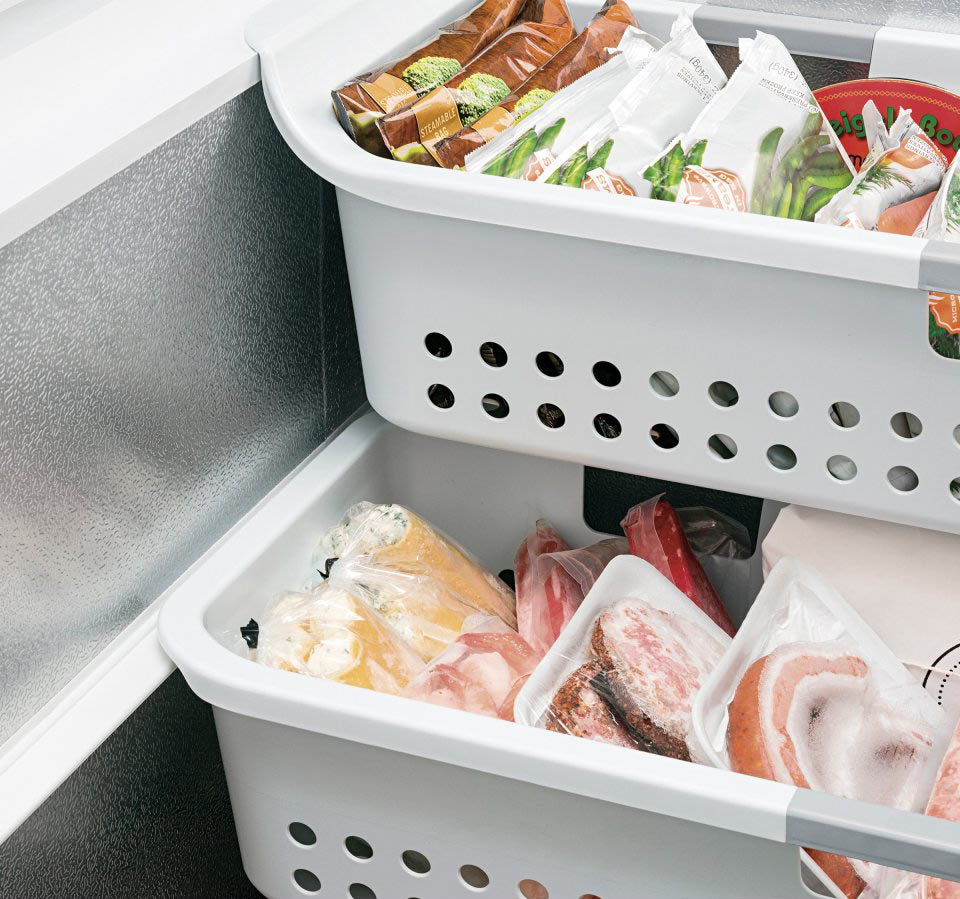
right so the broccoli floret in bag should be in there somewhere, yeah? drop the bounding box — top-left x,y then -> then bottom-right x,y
401,56 -> 462,95
456,72 -> 510,126
513,88 -> 555,122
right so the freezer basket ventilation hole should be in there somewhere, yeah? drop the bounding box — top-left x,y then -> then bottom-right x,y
536,351 -> 564,377
888,466 -> 919,492
537,403 -> 565,429
890,412 -> 922,439
768,391 -> 799,417
827,455 -> 857,481
428,384 -> 454,408
288,822 -> 316,846
460,865 -> 490,890
579,895 -> 603,899
401,850 -> 431,875
593,414 -> 621,439
592,361 -> 621,387
498,569 -> 516,589
768,444 -> 797,471
424,332 -> 452,358
708,434 -> 737,460
829,401 -> 860,428
518,879 -> 549,898
480,341 -> 508,367
650,423 -> 679,450
954,425 -> 960,447
344,836 -> 373,860
483,393 -> 510,419
349,884 -> 376,899
708,380 -> 739,407
293,869 -> 321,893
650,370 -> 679,397
951,478 -> 960,502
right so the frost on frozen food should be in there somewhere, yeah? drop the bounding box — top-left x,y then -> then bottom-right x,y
647,32 -> 853,219
923,716 -> 960,899
621,495 -> 736,636
332,0 -> 527,155
256,585 -> 424,694
919,152 -> 960,359
433,0 -> 641,169
539,14 -> 725,196
547,661 -> 639,746
378,0 -> 575,165
818,102 -> 948,232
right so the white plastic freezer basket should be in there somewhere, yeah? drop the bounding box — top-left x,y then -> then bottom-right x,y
158,411 -> 960,899
246,0 -> 960,539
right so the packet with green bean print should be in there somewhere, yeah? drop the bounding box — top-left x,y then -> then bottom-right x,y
464,26 -> 661,180
647,31 -> 853,219
537,14 -> 725,195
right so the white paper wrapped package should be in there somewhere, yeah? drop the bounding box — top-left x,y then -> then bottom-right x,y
464,25 -> 661,180
761,505 -> 960,720
647,31 -> 853,219
693,558 -> 948,899
515,555 -> 731,762
817,102 -> 949,233
537,14 -> 726,195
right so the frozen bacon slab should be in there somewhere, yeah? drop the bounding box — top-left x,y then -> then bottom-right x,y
546,661 -> 639,747
621,497 -> 736,636
590,598 -> 728,760
923,717 -> 960,899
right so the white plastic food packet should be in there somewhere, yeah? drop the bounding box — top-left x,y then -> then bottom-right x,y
648,31 -> 853,220
693,558 -> 948,899
818,101 -> 949,232
538,14 -> 726,195
515,555 -> 731,761
465,26 -> 661,180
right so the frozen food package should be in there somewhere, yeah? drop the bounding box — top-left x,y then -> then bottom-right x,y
762,505 -> 960,711
377,0 -> 575,165
465,26 -> 660,179
538,14 -> 726,194
404,616 -> 542,720
256,584 -> 424,694
647,32 -> 853,219
514,520 -> 627,653
433,0 -> 644,169
818,102 -> 948,232
693,558 -> 948,899
919,152 -> 960,360
332,0 -> 527,155
621,495 -> 736,636
315,502 -> 517,629
923,715 -> 960,899
676,506 -> 751,559
516,555 -> 732,760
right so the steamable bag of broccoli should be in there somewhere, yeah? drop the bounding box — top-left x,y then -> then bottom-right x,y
465,25 -> 661,180
647,31 -> 853,220
538,14 -> 726,196
378,0 -> 575,165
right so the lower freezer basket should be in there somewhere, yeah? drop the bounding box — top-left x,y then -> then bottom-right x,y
158,413 -> 960,899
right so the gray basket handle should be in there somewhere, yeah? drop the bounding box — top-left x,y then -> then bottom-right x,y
787,789 -> 960,881
920,240 -> 960,294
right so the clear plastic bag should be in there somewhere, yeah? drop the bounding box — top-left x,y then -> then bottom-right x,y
255,584 -> 424,695
676,506 -> 751,559
403,616 -> 542,720
621,495 -> 737,635
514,519 -> 627,654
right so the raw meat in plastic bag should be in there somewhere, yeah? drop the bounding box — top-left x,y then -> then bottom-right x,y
547,661 -> 639,747
621,495 -> 736,635
923,716 -> 960,899
404,617 -> 541,720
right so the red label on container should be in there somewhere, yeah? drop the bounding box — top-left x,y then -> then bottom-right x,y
814,79 -> 960,171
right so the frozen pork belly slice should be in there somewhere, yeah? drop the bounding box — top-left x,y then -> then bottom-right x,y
923,717 -> 960,899
590,598 -> 728,760
546,661 -> 639,748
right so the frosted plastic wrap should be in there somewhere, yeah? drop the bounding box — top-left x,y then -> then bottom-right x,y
516,556 -> 731,761
403,616 -> 541,720
923,717 -> 960,899
621,495 -> 736,636
256,584 -> 424,694
693,558 -> 947,899
514,518 -> 627,654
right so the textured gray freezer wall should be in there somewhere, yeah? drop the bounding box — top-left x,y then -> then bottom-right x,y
0,84 -> 364,896
703,0 -> 958,32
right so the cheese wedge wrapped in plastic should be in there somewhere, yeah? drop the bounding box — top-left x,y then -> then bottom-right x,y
256,585 -> 424,694
316,502 -> 517,631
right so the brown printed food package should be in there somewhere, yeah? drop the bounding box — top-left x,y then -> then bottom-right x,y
378,0 -> 575,166
433,0 -> 638,169
332,0 -> 527,157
